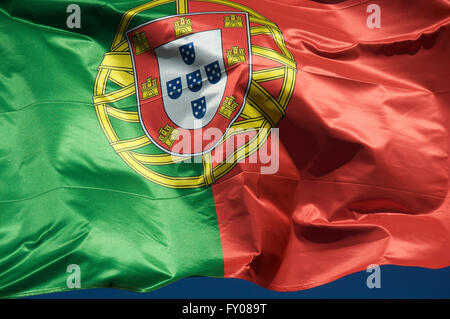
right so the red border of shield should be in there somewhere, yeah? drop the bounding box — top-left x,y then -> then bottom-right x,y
127,12 -> 252,156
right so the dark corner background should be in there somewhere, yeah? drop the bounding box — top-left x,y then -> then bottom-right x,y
26,265 -> 450,299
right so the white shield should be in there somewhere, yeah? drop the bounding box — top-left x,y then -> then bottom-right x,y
155,29 -> 227,130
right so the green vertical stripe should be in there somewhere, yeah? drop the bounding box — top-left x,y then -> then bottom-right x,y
0,0 -> 224,297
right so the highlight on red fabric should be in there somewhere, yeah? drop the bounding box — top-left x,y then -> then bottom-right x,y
210,0 -> 450,290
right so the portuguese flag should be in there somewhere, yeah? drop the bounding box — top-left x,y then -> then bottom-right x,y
1,0 -> 449,297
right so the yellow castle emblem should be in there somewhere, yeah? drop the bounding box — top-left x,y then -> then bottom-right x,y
158,124 -> 179,148
226,46 -> 246,66
224,14 -> 243,28
141,77 -> 159,100
132,31 -> 150,55
219,96 -> 239,119
174,17 -> 193,37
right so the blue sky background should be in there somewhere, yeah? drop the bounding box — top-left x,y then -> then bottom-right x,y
27,265 -> 450,299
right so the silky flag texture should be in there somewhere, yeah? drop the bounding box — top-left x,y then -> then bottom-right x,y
0,0 -> 449,297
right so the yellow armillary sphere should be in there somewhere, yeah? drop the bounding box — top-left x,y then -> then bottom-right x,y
93,0 -> 297,188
